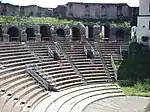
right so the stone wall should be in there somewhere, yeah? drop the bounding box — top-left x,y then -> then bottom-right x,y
0,3 -> 20,16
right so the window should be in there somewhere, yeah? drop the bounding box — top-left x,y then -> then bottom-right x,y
117,6 -> 123,16
69,4 -> 72,8
101,6 -> 107,16
85,5 -> 89,8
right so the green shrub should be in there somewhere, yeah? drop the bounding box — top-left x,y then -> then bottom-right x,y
118,42 -> 150,81
134,81 -> 150,92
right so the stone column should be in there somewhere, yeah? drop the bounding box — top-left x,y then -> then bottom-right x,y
85,26 -> 88,39
21,34 -> 27,42
34,25 -> 41,41
35,33 -> 41,41
3,34 -> 9,42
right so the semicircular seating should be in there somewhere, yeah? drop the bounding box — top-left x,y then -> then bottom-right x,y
0,41 -> 130,112
0,42 -> 50,112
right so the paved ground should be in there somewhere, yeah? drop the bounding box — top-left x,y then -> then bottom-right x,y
83,96 -> 150,112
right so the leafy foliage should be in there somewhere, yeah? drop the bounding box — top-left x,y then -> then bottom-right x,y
118,42 -> 150,81
0,16 -> 131,29
0,16 -> 75,26
117,80 -> 150,97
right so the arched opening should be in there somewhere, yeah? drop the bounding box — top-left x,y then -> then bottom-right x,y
40,26 -> 51,41
104,25 -> 110,39
101,6 -> 107,16
7,27 -> 20,41
26,28 -> 35,41
87,26 -> 94,40
116,29 -> 124,41
56,29 -> 65,37
0,27 -> 3,37
72,27 -> 81,41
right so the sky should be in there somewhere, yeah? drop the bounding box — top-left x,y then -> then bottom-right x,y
2,0 -> 139,8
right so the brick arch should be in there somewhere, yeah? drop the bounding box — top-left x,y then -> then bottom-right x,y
26,28 -> 35,41
116,29 -> 124,41
40,25 -> 51,41
56,28 -> 65,37
7,27 -> 20,41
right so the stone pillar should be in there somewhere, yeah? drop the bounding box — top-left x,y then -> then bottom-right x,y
21,34 -> 27,42
85,26 -> 88,39
35,33 -> 41,41
3,34 -> 9,42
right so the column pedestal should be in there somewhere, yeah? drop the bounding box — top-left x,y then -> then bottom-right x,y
3,34 -> 9,42
35,33 -> 41,41
21,34 -> 27,42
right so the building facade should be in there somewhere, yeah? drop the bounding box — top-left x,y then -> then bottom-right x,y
0,1 -> 138,21
136,0 -> 150,45
66,2 -> 131,20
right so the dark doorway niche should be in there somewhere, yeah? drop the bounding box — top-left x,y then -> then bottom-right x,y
72,27 -> 81,41
87,25 -> 94,41
0,26 -> 3,41
40,26 -> 51,41
56,28 -> 65,37
104,25 -> 110,39
26,28 -> 35,41
116,29 -> 124,41
7,27 -> 20,41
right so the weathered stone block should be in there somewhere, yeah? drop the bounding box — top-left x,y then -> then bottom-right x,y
21,34 -> 27,42
3,34 -> 9,42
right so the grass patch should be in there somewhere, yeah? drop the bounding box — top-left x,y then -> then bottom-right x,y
117,81 -> 150,97
121,87 -> 150,97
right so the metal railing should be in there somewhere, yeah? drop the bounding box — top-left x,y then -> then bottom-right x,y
55,42 -> 87,85
47,46 -> 54,58
110,55 -> 118,81
91,45 -> 96,56
25,64 -> 56,91
47,45 -> 61,59
119,45 -> 123,60
93,42 -> 111,81
84,46 -> 87,56
84,45 -> 95,58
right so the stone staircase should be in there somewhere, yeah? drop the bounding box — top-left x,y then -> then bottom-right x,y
27,41 -> 84,91
59,41 -> 110,84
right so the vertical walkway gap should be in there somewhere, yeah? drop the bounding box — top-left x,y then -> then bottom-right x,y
91,42 -> 112,82
54,42 -> 87,85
